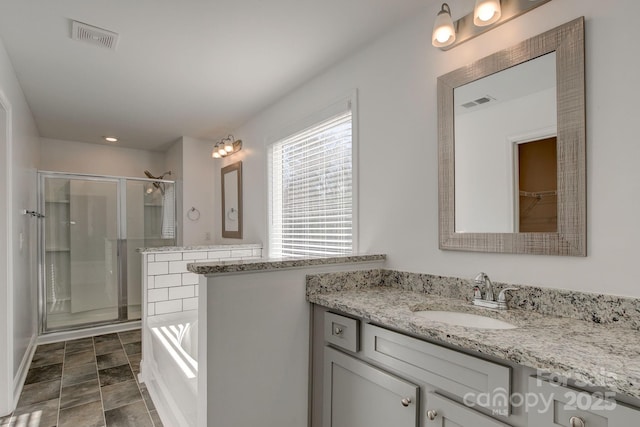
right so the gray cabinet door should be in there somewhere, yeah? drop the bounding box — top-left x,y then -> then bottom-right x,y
527,377 -> 640,426
323,346 -> 419,427
426,393 -> 513,427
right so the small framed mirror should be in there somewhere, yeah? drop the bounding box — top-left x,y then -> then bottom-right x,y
221,161 -> 243,239
438,17 -> 585,256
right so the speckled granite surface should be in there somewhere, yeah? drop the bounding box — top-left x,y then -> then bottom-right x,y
138,243 -> 262,253
307,270 -> 640,400
187,254 -> 386,275
309,270 -> 640,329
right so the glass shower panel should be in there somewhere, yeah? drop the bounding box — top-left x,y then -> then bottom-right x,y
43,177 -> 120,330
125,180 -> 176,320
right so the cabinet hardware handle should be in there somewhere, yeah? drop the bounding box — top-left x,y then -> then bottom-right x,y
334,326 -> 343,335
426,410 -> 438,420
400,397 -> 411,407
570,416 -> 585,427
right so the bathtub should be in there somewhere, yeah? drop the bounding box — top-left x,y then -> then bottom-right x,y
141,312 -> 198,427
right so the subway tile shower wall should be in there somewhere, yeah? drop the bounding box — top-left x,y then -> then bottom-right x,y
144,246 -> 263,316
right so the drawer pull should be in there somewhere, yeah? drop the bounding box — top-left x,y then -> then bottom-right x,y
400,397 -> 411,407
570,416 -> 585,427
334,326 -> 344,336
426,410 -> 438,420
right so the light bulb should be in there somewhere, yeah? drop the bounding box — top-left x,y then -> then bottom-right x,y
435,27 -> 453,43
218,146 -> 227,156
212,151 -> 221,158
432,3 -> 456,48
224,140 -> 234,152
477,5 -> 495,21
474,0 -> 501,26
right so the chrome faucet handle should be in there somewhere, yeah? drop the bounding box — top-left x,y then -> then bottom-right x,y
498,288 -> 520,309
473,286 -> 482,300
474,272 -> 494,300
497,288 -> 519,303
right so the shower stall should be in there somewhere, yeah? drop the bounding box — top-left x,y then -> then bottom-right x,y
38,171 -> 177,333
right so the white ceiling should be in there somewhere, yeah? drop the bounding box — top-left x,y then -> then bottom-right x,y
0,0 -> 432,151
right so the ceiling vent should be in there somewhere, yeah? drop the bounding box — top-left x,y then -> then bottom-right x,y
461,95 -> 496,109
71,21 -> 119,50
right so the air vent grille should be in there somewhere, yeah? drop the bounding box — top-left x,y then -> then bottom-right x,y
461,95 -> 496,109
71,21 -> 119,50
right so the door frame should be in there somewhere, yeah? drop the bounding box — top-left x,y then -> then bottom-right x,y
0,89 -> 14,415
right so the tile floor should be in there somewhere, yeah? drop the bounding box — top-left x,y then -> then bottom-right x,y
0,329 -> 163,427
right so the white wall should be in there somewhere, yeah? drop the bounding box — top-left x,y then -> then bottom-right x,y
40,137 -> 166,178
180,137 -> 216,246
218,0 -> 640,298
0,37 -> 40,415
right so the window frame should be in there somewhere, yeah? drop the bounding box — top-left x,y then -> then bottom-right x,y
266,91 -> 359,258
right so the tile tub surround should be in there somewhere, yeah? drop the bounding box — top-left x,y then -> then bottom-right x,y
186,253 -> 386,275
1,329 -> 163,427
143,244 -> 262,317
306,270 -> 640,401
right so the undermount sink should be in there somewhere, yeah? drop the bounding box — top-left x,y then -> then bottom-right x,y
413,310 -> 518,330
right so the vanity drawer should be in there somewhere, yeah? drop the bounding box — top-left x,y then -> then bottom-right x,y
363,324 -> 511,416
324,312 -> 360,353
527,377 -> 640,426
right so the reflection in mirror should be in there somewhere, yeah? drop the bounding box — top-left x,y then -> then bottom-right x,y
454,53 -> 557,233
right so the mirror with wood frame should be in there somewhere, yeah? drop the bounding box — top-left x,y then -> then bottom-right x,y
221,161 -> 243,239
438,17 -> 585,255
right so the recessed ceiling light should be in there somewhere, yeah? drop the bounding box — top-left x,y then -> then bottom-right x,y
104,136 -> 118,142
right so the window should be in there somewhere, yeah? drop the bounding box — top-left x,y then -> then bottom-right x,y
268,103 -> 354,258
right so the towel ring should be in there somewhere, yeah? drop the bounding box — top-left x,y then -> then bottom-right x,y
187,207 -> 200,221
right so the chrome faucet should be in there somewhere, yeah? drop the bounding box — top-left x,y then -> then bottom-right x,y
472,272 -> 518,310
474,272 -> 494,301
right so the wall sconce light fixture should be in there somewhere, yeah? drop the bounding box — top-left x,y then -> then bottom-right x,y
212,135 -> 242,159
432,0 -> 552,50
432,3 -> 456,48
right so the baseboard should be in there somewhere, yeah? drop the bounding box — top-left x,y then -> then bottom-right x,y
13,333 -> 37,407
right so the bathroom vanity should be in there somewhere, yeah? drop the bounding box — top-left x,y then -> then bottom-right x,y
308,271 -> 640,427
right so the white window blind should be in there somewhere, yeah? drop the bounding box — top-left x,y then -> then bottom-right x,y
268,109 -> 353,258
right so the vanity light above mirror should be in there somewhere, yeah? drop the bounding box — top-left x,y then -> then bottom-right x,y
431,0 -> 553,50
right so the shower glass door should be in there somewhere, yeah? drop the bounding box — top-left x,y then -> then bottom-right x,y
43,176 -> 120,330
41,172 -> 177,332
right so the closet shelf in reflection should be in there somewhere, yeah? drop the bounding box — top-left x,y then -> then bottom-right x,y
519,190 -> 557,198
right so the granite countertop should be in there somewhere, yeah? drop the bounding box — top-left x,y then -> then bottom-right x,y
138,243 -> 263,253
308,286 -> 640,401
187,254 -> 386,275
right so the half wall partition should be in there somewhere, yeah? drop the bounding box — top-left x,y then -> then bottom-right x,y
38,172 -> 176,333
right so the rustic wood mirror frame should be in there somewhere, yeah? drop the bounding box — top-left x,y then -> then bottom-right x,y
438,17 -> 585,256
